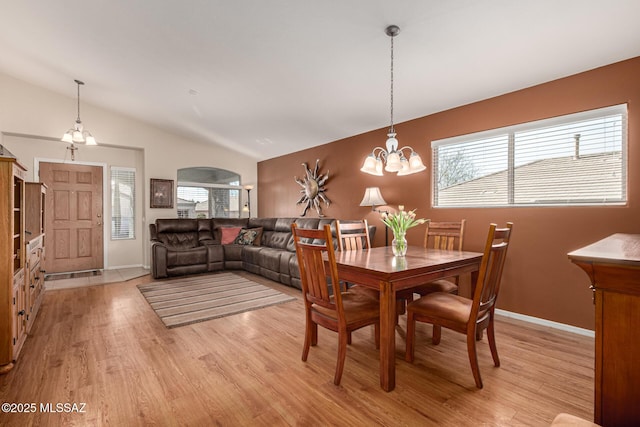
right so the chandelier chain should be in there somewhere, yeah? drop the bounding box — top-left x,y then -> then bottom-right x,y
389,34 -> 394,133
76,82 -> 81,122
73,79 -> 85,124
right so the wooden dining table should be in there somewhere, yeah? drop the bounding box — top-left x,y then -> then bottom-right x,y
331,245 -> 484,392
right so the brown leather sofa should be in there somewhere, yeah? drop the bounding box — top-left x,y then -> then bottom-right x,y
149,217 -> 375,289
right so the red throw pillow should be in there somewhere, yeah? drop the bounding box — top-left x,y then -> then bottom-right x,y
221,227 -> 242,244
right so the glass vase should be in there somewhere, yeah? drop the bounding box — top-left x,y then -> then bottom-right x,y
392,230 -> 407,257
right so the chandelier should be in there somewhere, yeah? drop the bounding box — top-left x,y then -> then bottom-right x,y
360,25 -> 426,176
61,79 -> 97,160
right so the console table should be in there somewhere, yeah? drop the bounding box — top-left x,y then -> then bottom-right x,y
568,233 -> 640,427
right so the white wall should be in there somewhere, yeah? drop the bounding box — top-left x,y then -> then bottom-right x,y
0,72 -> 258,270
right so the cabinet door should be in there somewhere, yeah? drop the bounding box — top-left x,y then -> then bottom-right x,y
597,290 -> 640,426
28,266 -> 36,316
12,273 -> 26,359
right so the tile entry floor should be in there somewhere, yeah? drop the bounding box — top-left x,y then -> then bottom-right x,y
44,267 -> 150,290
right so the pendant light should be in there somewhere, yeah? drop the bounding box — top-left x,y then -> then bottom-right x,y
360,25 -> 426,176
61,79 -> 97,160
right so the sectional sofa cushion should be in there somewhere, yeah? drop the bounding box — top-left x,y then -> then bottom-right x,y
167,246 -> 207,266
221,227 -> 242,244
155,218 -> 199,249
211,218 -> 250,244
234,227 -> 263,245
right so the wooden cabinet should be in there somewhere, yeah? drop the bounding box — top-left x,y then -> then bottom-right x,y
11,269 -> 26,359
24,183 -> 46,332
568,234 -> 640,427
0,152 -> 27,373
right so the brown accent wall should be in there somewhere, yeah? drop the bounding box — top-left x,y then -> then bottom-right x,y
258,56 -> 640,330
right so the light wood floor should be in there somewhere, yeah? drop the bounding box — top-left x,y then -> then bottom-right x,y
0,271 -> 594,426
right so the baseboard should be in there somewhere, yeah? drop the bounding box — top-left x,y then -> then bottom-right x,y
495,308 -> 595,338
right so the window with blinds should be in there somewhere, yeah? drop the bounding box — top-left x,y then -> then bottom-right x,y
111,167 -> 136,239
432,104 -> 627,207
176,184 -> 241,218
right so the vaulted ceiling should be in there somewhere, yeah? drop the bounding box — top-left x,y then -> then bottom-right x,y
1,1 -> 639,160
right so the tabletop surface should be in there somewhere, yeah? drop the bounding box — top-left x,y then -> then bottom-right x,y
332,245 -> 483,275
568,233 -> 640,265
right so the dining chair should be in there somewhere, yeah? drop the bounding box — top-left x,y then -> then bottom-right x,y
335,219 -> 372,251
335,219 -> 373,290
335,219 -> 383,340
291,223 -> 380,386
396,220 -> 466,313
405,222 -> 513,389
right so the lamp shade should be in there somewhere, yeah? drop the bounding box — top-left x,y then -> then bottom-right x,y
396,157 -> 411,176
408,151 -> 426,172
384,151 -> 402,172
360,153 -> 383,176
359,187 -> 387,207
61,132 -> 74,143
397,151 -> 427,176
72,130 -> 85,143
374,158 -> 384,175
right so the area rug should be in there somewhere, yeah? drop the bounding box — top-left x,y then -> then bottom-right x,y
137,272 -> 296,328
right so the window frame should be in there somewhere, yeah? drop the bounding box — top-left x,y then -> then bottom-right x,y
110,166 -> 136,240
431,104 -> 627,208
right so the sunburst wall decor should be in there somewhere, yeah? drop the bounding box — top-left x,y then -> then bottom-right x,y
294,159 -> 331,217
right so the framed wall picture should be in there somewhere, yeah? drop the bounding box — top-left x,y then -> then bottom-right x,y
150,178 -> 174,208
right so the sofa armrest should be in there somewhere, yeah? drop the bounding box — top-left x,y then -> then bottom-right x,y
149,223 -> 158,241
151,242 -> 169,278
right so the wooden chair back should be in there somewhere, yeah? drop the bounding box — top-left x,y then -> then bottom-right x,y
471,222 -> 513,328
335,219 -> 371,252
291,223 -> 343,313
292,222 -> 380,385
423,220 -> 466,251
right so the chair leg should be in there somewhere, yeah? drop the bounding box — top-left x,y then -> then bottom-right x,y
374,323 -> 380,349
334,329 -> 348,386
311,322 -> 318,346
466,329 -> 483,389
432,325 -> 442,345
395,300 -> 402,325
405,311 -> 415,362
397,298 -> 407,314
487,315 -> 500,367
302,319 -> 313,361
347,332 -> 352,345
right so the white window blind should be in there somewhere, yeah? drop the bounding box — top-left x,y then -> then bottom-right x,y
432,104 -> 627,207
111,167 -> 135,240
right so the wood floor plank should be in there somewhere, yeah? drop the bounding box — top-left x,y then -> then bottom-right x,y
0,271 -> 594,426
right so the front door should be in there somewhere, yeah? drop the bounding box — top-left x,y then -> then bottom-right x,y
40,162 -> 104,274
